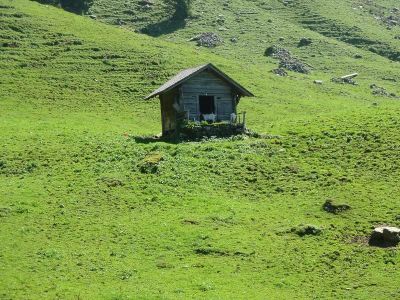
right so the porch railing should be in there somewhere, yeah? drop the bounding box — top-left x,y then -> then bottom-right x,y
179,111 -> 247,127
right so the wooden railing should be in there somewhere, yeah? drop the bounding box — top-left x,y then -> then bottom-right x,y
234,112 -> 246,126
179,111 -> 247,127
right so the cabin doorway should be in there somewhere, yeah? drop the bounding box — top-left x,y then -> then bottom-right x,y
199,95 -> 215,115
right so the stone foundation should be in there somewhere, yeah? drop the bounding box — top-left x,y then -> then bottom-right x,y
179,122 -> 246,140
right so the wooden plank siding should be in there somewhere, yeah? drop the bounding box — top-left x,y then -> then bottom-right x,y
180,71 -> 236,121
160,89 -> 178,135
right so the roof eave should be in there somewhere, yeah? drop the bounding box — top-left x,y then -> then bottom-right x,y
144,63 -> 255,99
206,63 -> 254,97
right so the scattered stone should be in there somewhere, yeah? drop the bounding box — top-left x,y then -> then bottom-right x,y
370,84 -> 398,98
323,199 -> 351,214
190,32 -> 223,48
292,225 -> 322,237
272,68 -> 288,76
279,58 -> 311,74
265,45 -> 290,59
314,80 -> 323,84
385,15 -> 400,27
382,77 -> 397,82
298,37 -> 312,47
369,226 -> 400,247
354,54 -> 363,59
331,73 -> 358,85
331,77 -> 356,85
230,37 -> 238,43
265,45 -> 311,74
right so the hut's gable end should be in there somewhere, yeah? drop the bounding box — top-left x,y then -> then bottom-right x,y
181,71 -> 235,121
144,63 -> 254,100
181,71 -> 232,94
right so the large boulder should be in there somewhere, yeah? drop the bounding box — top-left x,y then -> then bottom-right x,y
369,226 -> 400,247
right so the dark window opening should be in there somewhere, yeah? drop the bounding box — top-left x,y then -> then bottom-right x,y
199,95 -> 215,114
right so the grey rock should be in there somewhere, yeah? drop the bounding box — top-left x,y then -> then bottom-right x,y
190,32 -> 223,48
272,68 -> 288,77
370,226 -> 400,247
265,45 -> 311,74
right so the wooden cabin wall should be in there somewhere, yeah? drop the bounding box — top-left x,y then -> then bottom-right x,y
160,89 -> 178,135
180,71 -> 235,121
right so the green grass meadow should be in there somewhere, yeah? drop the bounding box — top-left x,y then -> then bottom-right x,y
1,0 -> 400,298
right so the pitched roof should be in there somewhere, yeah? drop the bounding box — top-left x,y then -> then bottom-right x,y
144,63 -> 254,99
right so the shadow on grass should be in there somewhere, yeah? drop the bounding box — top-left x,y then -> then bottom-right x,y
140,16 -> 187,37
140,0 -> 191,37
32,0 -> 92,15
368,238 -> 399,248
132,135 -> 180,144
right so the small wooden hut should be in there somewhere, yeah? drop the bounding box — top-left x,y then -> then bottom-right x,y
145,63 -> 254,136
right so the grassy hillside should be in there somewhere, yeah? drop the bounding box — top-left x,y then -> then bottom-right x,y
88,0 -> 400,63
1,0 -> 400,299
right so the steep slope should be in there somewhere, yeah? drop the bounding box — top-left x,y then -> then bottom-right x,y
87,0 -> 400,65
1,0 -> 400,299
86,0 -> 400,111
280,0 -> 400,61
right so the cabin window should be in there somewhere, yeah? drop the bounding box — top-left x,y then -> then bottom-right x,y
199,95 -> 215,115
